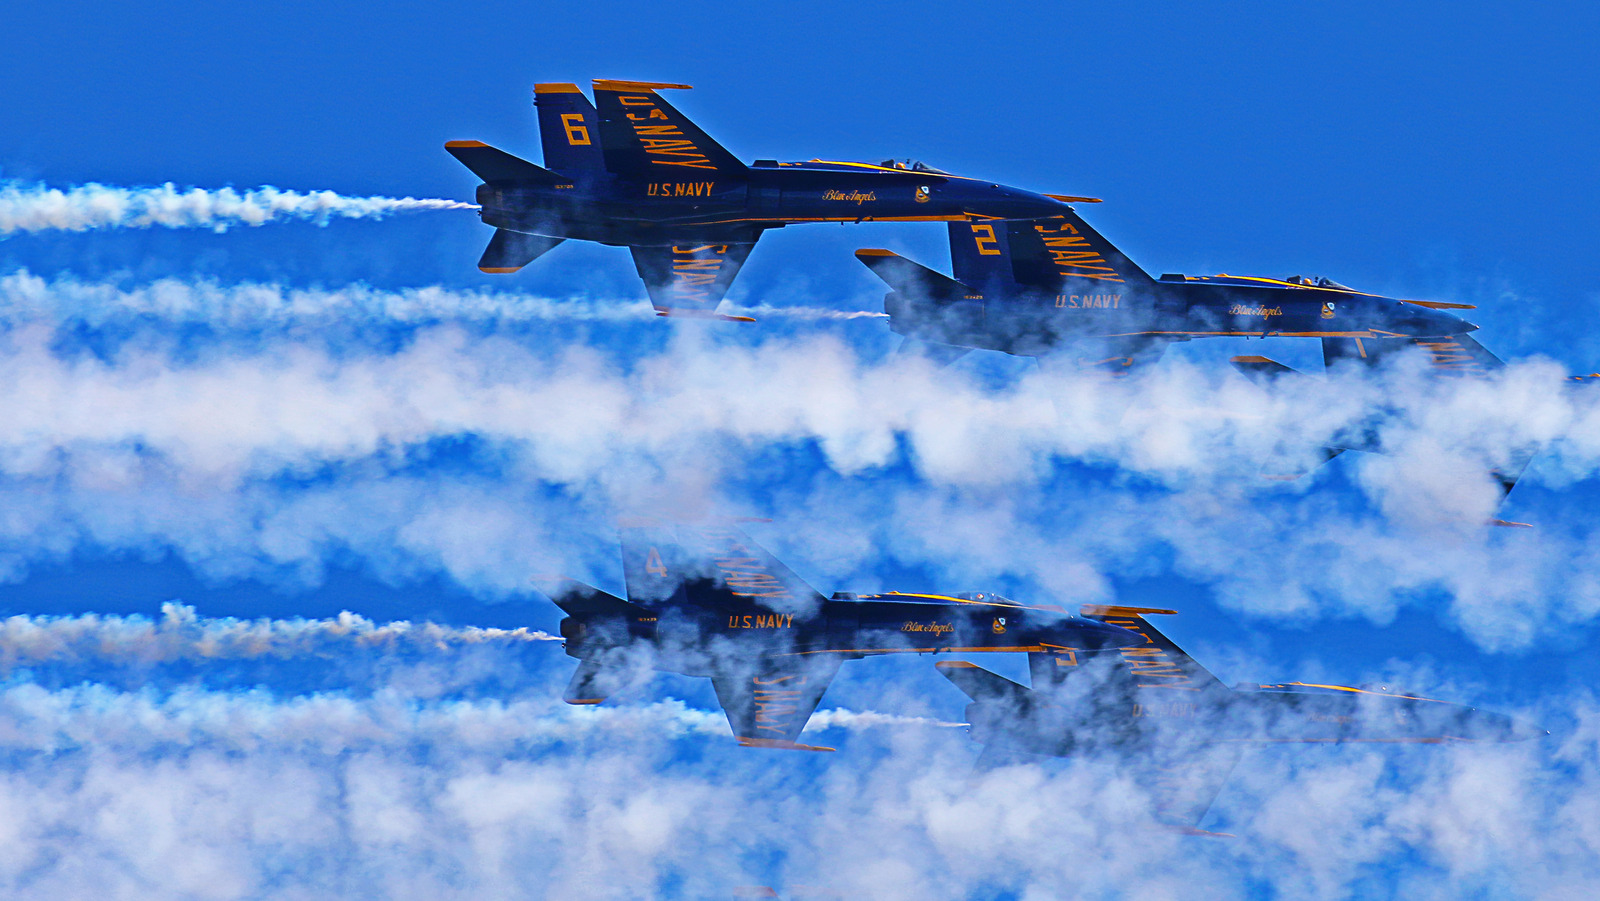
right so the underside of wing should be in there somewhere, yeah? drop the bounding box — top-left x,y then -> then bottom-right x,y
712,656 -> 843,751
895,337 -> 973,367
630,240 -> 758,316
1038,336 -> 1178,380
1143,741 -> 1243,832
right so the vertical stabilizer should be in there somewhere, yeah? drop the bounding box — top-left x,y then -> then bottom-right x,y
948,221 -> 1015,288
534,82 -> 605,171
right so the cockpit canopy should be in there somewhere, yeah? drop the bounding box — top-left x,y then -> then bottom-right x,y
878,158 -> 949,175
1284,275 -> 1353,290
953,591 -> 1021,606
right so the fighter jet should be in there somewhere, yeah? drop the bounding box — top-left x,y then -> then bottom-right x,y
855,210 -> 1478,370
536,522 -> 1140,751
447,80 -> 1086,319
938,606 -> 1540,832
1231,334 -> 1538,520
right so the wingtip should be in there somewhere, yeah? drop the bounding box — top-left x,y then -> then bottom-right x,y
594,78 -> 694,91
445,140 -> 490,149
654,309 -> 755,323
1489,519 -> 1534,528
737,738 -> 835,752
1045,193 -> 1104,203
479,266 -> 522,274
1080,605 -> 1179,617
855,248 -> 897,258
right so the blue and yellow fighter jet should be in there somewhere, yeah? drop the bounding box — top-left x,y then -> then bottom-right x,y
446,80 -> 1087,319
536,522 -> 1141,751
855,209 -> 1478,370
938,606 -> 1540,832
1232,334 -> 1536,518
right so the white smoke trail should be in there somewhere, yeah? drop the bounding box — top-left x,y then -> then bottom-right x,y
0,676 -> 1580,899
0,270 -> 886,327
0,316 -> 1588,646
0,181 -> 476,235
0,681 -> 955,754
0,603 -> 558,671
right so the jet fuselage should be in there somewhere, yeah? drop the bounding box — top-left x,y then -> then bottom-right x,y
559,589 -> 1140,678
882,273 -> 1478,357
960,676 -> 1537,757
477,161 -> 1073,248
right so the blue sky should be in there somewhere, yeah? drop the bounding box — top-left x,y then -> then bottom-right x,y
1,2 -> 1599,897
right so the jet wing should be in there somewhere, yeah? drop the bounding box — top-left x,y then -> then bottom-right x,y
1322,334 -> 1535,511
1041,336 -> 1178,380
1143,741 -> 1243,833
629,241 -> 758,317
712,655 -> 843,751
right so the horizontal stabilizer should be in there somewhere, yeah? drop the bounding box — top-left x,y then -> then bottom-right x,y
564,658 -> 631,705
855,249 -> 973,299
936,660 -> 1031,704
445,141 -> 565,184
478,229 -> 563,273
532,576 -> 646,617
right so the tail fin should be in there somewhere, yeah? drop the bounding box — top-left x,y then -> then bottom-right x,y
854,248 -> 974,300
478,229 -> 563,273
592,80 -> 747,176
534,83 -> 604,171
445,141 -> 565,184
617,521 -> 827,615
1006,210 -> 1156,290
948,221 -> 1014,287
